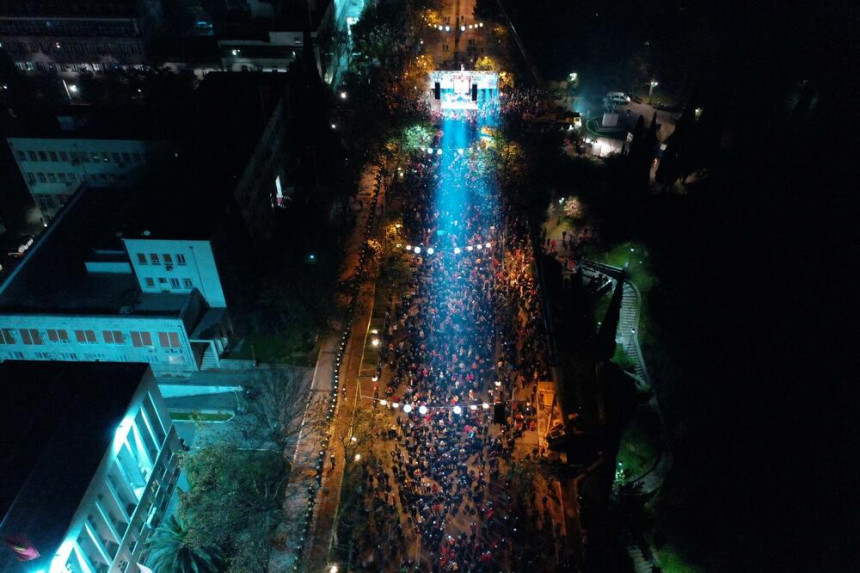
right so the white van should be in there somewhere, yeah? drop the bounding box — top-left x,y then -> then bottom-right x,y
605,92 -> 631,104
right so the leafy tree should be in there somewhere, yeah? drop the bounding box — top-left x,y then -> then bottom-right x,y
178,442 -> 286,570
145,515 -> 225,573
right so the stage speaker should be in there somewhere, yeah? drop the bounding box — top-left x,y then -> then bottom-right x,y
434,82 -> 441,100
471,84 -> 478,101
493,403 -> 506,424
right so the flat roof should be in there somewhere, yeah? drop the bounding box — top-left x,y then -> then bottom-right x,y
4,103 -> 188,141
0,185 -> 190,315
0,361 -> 149,573
0,0 -> 139,18
120,72 -> 288,240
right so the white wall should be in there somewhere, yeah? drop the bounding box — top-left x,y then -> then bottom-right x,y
124,239 -> 227,308
50,368 -> 183,572
6,138 -> 173,218
0,314 -> 197,374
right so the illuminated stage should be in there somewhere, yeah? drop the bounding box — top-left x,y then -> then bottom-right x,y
431,70 -> 499,111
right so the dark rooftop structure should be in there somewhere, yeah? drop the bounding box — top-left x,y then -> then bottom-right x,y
121,72 -> 289,241
0,0 -> 140,18
0,361 -> 147,573
0,185 -> 191,315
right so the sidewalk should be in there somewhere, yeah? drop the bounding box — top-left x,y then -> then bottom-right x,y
268,163 -> 387,572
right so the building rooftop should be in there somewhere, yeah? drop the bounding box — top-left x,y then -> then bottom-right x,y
120,72 -> 288,240
0,185 -> 191,315
0,0 -> 140,19
0,361 -> 148,573
4,103 -> 187,141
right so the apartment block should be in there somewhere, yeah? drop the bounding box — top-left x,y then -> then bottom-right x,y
0,362 -> 182,573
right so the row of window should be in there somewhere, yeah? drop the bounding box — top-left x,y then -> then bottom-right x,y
136,253 -> 187,266
17,149 -> 147,164
0,328 -> 182,348
0,20 -> 138,38
144,277 -> 194,290
14,61 -> 143,73
28,171 -> 126,186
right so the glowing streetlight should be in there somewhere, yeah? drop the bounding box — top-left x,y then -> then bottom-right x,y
649,80 -> 659,99
426,247 -> 435,255
454,247 -> 461,255
419,405 -> 428,415
331,123 -> 337,129
403,404 -> 413,413
413,246 -> 422,254
340,91 -> 348,100
371,338 -> 380,347
453,406 -> 463,415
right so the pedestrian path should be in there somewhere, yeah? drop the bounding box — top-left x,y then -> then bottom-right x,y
268,164 -> 386,572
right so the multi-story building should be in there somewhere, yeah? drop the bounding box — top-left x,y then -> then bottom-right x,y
6,137 -> 175,218
0,0 -> 164,73
214,0 -> 363,84
0,361 -> 182,573
0,185 -> 232,374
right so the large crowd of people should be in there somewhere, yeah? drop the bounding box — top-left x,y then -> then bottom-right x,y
349,106 -> 560,571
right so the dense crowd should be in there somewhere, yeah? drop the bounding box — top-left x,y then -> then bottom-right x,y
351,109 -> 554,571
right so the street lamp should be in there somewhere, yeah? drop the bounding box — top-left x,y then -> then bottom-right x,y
340,91 -> 347,100
649,80 -> 658,100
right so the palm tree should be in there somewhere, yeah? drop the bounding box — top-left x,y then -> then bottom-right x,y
144,515 -> 225,573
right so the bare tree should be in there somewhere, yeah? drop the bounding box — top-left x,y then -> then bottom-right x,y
238,365 -> 327,458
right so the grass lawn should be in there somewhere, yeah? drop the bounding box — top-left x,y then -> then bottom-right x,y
617,404 -> 662,481
654,546 -> 702,573
230,333 -> 320,367
171,411 -> 234,423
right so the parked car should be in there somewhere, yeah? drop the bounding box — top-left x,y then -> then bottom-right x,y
605,92 -> 631,104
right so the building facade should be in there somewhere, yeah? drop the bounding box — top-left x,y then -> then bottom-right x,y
0,363 -> 183,573
0,0 -> 163,73
6,138 -> 173,219
0,186 -> 232,374
124,239 -> 227,308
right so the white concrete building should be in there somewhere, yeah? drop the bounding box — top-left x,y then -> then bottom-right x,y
0,185 -> 231,374
0,0 -> 163,73
0,362 -> 182,573
124,239 -> 227,308
6,137 -> 174,219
